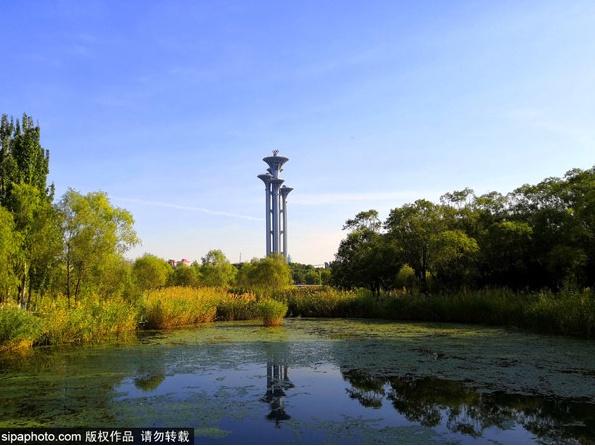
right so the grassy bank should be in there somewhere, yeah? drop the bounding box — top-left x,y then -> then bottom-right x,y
273,287 -> 595,338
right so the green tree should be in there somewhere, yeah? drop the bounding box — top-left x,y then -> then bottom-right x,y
332,210 -> 401,293
133,254 -> 172,290
0,206 -> 18,301
59,189 -> 139,303
200,249 -> 236,287
236,255 -> 291,294
169,264 -> 199,287
332,228 -> 400,293
10,183 -> 62,307
385,200 -> 478,292
478,220 -> 533,288
343,209 -> 382,232
0,113 -> 53,208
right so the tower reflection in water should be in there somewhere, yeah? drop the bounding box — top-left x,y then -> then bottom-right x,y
261,358 -> 294,426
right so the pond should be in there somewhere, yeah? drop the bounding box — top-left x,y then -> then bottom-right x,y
1,319 -> 595,444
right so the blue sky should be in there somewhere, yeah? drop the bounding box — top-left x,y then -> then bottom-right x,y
1,0 -> 594,264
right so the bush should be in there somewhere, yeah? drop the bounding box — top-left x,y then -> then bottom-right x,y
256,299 -> 288,326
0,304 -> 43,351
141,287 -> 221,329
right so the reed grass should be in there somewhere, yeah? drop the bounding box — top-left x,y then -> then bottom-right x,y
256,299 -> 288,326
37,295 -> 138,345
273,286 -> 360,317
140,286 -> 222,329
3,285 -> 592,351
272,287 -> 595,338
0,303 -> 43,351
216,291 -> 258,321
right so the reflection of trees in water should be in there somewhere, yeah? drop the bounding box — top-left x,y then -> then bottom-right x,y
341,369 -> 595,444
134,372 -> 166,392
132,352 -> 166,392
342,369 -> 386,409
261,357 -> 294,426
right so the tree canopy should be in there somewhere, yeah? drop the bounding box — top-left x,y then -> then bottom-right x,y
331,167 -> 595,293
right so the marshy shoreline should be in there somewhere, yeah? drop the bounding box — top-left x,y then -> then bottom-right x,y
2,286 -> 593,354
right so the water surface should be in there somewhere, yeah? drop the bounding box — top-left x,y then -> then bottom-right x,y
1,319 -> 594,444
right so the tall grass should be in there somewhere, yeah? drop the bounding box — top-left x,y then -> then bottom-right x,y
216,291 -> 258,321
273,286 -> 360,317
256,299 -> 288,326
0,303 -> 43,351
140,287 -> 222,329
272,287 -> 595,338
3,286 -> 592,351
37,296 -> 138,345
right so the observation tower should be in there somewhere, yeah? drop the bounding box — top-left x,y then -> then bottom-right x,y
258,151 -> 293,259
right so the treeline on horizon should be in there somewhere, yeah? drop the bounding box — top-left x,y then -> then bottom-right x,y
331,167 -> 594,294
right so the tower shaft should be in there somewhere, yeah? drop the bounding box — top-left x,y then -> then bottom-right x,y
259,151 -> 293,260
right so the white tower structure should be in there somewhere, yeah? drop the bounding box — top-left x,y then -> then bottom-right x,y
258,151 -> 293,259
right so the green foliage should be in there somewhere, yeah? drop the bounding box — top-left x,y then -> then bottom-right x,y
395,265 -> 416,290
333,166 -> 594,293
133,254 -> 172,290
236,255 -> 292,295
168,264 -> 199,287
331,225 -> 401,294
0,303 -> 42,350
200,249 -> 236,287
8,183 -> 63,308
0,206 -> 18,299
256,299 -> 288,326
343,209 -> 382,232
289,262 -> 330,285
59,189 -> 139,301
0,113 -> 53,208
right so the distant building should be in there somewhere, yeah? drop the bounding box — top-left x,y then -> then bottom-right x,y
168,258 -> 192,268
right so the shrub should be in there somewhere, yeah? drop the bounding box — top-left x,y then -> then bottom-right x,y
0,303 -> 43,350
256,299 -> 288,326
